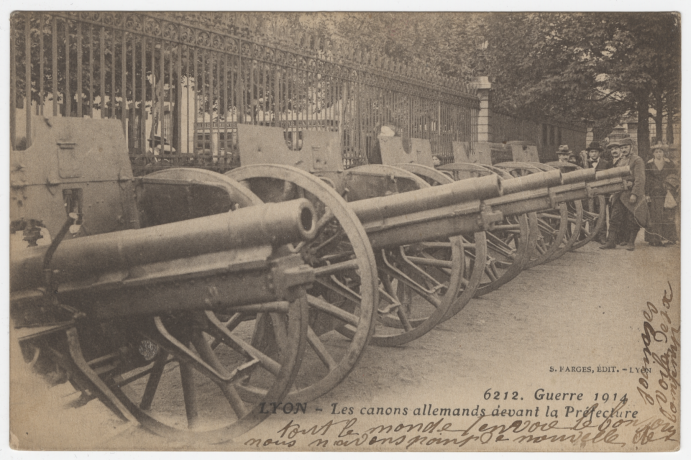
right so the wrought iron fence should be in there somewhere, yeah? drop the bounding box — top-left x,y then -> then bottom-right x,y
10,12 -> 479,174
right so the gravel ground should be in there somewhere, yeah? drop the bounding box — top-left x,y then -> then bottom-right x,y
10,236 -> 680,452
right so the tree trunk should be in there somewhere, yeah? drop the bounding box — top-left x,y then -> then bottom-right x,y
654,94 -> 664,144
636,95 -> 651,162
665,97 -> 675,145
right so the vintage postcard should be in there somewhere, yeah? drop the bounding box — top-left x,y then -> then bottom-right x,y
7,9 -> 683,455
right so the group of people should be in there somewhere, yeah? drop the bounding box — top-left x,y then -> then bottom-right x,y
557,137 -> 679,251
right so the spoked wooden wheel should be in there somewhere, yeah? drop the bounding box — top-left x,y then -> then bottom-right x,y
572,194 -> 607,249
549,199 -> 583,260
405,163 -> 537,296
226,164 -> 378,402
107,168 -> 308,443
532,163 -> 583,260
542,162 -> 607,250
494,162 -> 570,268
110,303 -> 306,444
339,164 -> 466,347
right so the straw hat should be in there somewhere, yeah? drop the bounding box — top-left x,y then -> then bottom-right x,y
650,142 -> 669,153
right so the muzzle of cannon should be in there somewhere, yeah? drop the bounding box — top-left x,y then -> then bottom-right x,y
11,117 -> 318,444
484,168 -> 629,220
348,166 -> 628,249
12,198 -> 316,295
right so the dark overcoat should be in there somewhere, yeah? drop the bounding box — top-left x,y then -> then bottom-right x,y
617,154 -> 647,227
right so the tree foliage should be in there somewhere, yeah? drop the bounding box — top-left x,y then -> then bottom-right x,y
308,12 -> 680,158
13,12 -> 679,159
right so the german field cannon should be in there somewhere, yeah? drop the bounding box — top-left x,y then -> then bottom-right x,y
438,142 -> 570,269
379,135 -> 539,296
442,141 -> 606,264
494,161 -> 584,263
541,161 -> 608,250
10,117 -> 320,443
221,124 -> 630,404
225,125 -> 497,403
491,142 -> 607,254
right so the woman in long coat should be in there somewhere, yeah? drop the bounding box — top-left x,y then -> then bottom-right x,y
645,143 -> 679,246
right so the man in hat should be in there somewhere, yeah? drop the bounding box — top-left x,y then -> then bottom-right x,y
600,137 -> 646,251
618,137 -> 646,247
556,145 -> 571,163
586,141 -> 611,171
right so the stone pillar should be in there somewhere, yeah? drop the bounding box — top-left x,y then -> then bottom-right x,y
472,76 -> 492,143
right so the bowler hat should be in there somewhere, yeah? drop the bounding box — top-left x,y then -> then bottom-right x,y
556,145 -> 571,155
586,141 -> 603,152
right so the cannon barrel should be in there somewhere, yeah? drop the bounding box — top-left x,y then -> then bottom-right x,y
349,173 -> 502,224
501,169 -> 563,194
11,198 -> 316,292
358,167 -> 630,249
485,172 -> 630,220
595,166 -> 631,181
560,168 -> 597,185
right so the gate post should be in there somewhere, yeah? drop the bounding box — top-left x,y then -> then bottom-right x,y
472,76 -> 492,143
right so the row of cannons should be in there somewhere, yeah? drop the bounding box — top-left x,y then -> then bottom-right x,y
10,117 -> 630,444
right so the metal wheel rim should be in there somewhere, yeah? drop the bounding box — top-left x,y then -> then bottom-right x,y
227,164 -> 378,402
571,195 -> 607,250
107,168 -> 307,443
402,162 -> 536,296
339,164 -> 465,347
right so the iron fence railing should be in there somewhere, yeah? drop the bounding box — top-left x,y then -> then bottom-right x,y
11,12 -> 479,174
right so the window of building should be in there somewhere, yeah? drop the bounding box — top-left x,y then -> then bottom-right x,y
195,132 -> 212,152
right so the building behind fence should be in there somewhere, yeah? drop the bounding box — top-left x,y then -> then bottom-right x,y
10,11 -> 480,175
11,12 -> 592,173
490,111 -> 587,162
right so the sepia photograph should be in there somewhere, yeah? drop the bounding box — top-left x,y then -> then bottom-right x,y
5,3 -> 685,456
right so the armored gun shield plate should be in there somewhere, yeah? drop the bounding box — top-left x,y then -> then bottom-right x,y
235,124 -> 343,173
507,141 -> 540,163
455,141 -> 493,166
378,136 -> 435,168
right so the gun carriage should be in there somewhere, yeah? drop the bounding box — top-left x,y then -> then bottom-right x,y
379,136 -> 540,297
222,124 -> 631,404
440,142 -> 574,268
540,161 -> 608,250
11,117 -> 319,443
10,117 -> 630,443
